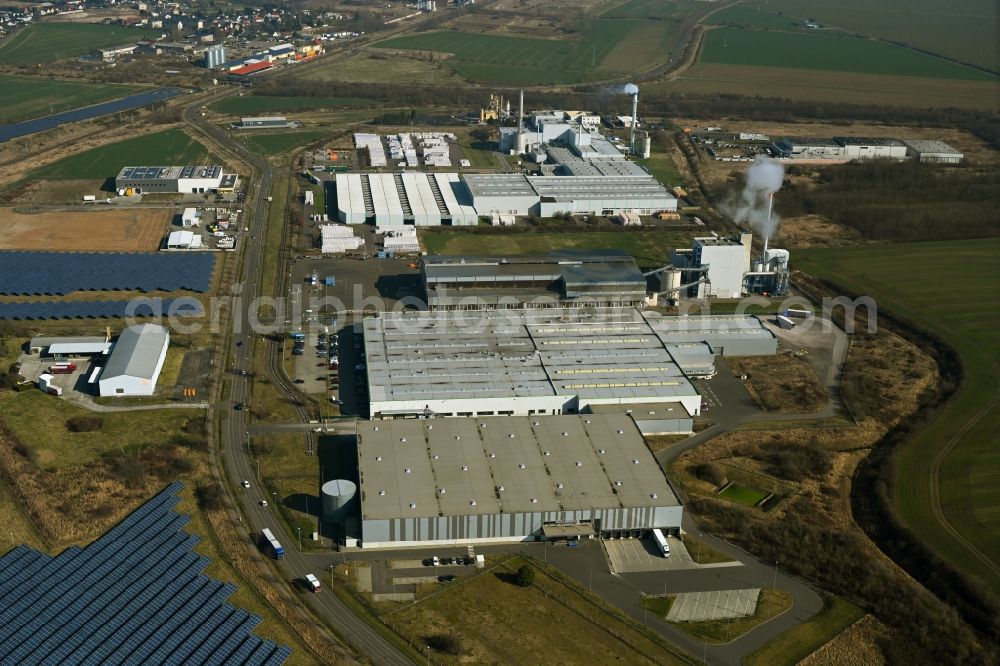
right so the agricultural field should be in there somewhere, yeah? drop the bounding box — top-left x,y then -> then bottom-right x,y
0,75 -> 144,124
700,28 -> 995,80
419,228 -> 690,270
660,64 -> 1000,111
374,0 -> 700,87
0,22 -> 157,66
744,0 -> 999,72
30,128 -> 220,180
704,4 -> 807,30
0,207 -> 169,251
797,239 -> 1000,592
240,131 -> 332,155
211,95 -> 372,115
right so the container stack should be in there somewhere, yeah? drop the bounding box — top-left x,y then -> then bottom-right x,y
320,224 -> 365,253
382,226 -> 420,254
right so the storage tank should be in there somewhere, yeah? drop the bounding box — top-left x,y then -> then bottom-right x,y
642,135 -> 652,159
765,248 -> 790,271
321,479 -> 357,523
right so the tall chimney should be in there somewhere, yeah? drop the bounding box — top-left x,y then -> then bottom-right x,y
519,89 -> 524,131
629,92 -> 639,153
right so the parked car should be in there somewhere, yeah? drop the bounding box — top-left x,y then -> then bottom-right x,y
259,499 -> 268,507
242,480 -> 250,488
438,575 -> 457,583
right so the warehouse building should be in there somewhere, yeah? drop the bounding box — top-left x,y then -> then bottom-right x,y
335,172 -> 478,226
237,116 -> 293,129
645,313 -> 778,356
98,324 -> 169,397
771,136 -> 909,161
363,309 -> 705,419
115,166 -> 235,194
903,139 -> 964,164
356,414 -> 683,548
421,253 -> 648,310
834,136 -> 908,160
463,173 -> 675,217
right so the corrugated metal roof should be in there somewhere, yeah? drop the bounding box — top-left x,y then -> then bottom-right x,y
100,324 -> 168,381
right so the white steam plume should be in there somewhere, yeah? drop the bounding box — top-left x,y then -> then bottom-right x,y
726,155 -> 785,243
622,83 -> 639,95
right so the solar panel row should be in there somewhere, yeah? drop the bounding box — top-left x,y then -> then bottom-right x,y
0,299 -> 205,320
0,252 -> 217,295
0,482 -> 290,666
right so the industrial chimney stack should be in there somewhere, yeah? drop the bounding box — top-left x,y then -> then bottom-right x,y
629,91 -> 639,153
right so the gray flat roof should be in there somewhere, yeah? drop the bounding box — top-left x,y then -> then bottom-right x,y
775,137 -> 839,147
527,175 -> 671,198
462,173 -> 536,198
29,335 -> 107,348
422,253 -> 644,289
357,414 -> 679,521
834,136 -> 905,147
364,309 -> 699,404
902,139 -> 962,154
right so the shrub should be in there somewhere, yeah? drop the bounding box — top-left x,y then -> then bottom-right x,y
66,416 -> 103,432
514,564 -> 535,587
690,462 -> 727,487
196,482 -> 224,510
426,634 -> 462,656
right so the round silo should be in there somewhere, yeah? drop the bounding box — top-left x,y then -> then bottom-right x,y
321,479 -> 357,523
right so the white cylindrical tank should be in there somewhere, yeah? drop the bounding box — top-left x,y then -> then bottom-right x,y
642,136 -> 652,159
321,479 -> 357,522
765,248 -> 790,270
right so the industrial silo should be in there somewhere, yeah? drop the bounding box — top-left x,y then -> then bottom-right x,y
321,479 -> 357,523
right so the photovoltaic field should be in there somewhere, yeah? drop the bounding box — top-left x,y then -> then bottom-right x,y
0,299 -> 204,320
0,482 -> 291,664
0,251 -> 216,295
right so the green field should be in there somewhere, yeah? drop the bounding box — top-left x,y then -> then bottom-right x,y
797,239 -> 1000,592
211,95 -> 372,115
240,131 -> 331,155
31,128 -> 220,180
0,22 -> 157,65
746,594 -> 865,666
0,75 -> 144,124
719,482 -> 769,507
700,28 -> 995,80
745,0 -> 999,72
0,390 -> 202,469
705,5 -> 806,30
419,229 -> 690,269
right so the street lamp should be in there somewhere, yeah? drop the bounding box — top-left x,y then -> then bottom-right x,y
297,527 -> 302,550
697,533 -> 702,563
772,560 -> 778,590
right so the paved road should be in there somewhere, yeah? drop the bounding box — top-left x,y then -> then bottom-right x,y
0,87 -> 184,143
182,98 -> 411,665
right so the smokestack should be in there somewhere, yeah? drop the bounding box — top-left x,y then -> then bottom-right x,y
763,192 -> 773,255
519,89 -> 524,131
629,92 -> 639,153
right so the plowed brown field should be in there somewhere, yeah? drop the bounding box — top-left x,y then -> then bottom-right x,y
0,207 -> 169,251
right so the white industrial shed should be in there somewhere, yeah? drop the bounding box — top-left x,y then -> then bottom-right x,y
903,139 -> 964,164
98,324 -> 170,397
335,172 -> 478,227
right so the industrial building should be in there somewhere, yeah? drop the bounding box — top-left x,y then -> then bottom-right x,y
463,173 -> 675,217
237,116 -> 293,129
770,136 -> 908,161
98,324 -> 169,397
0,482 -> 290,664
115,166 -> 238,194
421,253 -> 648,310
335,172 -> 478,226
903,139 -> 964,164
204,44 -> 226,68
166,230 -> 203,249
644,313 -> 779,357
28,335 -> 111,357
356,414 -> 683,548
666,232 -> 790,300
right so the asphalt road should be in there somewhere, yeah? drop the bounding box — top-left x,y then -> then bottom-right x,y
182,97 -> 412,665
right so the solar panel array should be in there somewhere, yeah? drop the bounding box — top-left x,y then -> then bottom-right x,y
0,482 -> 291,666
0,299 -> 205,320
0,252 -> 217,295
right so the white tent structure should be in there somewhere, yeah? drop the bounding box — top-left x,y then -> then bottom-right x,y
98,324 -> 170,397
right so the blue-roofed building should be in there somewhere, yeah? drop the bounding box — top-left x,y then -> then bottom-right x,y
0,482 -> 291,665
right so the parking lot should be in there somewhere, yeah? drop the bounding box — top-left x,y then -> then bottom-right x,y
604,535 -> 703,573
289,256 -> 422,314
666,588 -> 761,622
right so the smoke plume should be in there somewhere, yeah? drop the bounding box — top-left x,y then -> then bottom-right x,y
622,83 -> 639,95
726,155 -> 785,243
